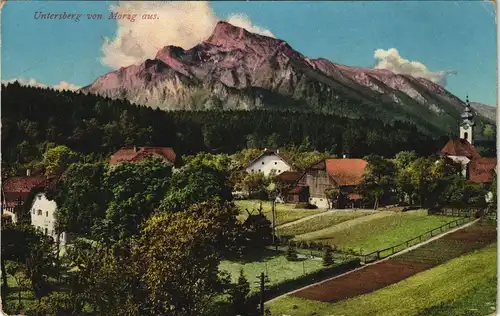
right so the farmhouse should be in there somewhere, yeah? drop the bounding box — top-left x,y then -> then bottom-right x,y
297,158 -> 368,209
1,171 -> 68,244
440,96 -> 497,183
109,146 -> 177,166
244,148 -> 292,177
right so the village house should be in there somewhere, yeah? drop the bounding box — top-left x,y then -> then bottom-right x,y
109,146 -> 177,166
296,157 -> 368,209
244,148 -> 292,177
1,170 -> 69,245
440,96 -> 497,184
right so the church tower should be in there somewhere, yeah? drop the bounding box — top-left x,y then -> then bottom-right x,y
460,95 -> 474,144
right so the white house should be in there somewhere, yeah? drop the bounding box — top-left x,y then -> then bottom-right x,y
244,149 -> 292,177
1,171 -> 69,246
30,192 -> 68,245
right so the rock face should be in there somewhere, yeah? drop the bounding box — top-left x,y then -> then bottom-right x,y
80,21 -> 487,134
470,102 -> 496,122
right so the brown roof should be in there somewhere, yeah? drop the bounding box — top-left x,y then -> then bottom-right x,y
109,147 -> 176,166
1,176 -> 47,208
469,157 -> 497,184
325,159 -> 368,186
275,171 -> 302,183
441,139 -> 481,159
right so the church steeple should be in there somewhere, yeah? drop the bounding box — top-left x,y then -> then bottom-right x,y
460,95 -> 474,144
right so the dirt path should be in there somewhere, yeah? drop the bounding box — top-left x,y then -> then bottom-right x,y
275,209 -> 376,229
267,218 -> 491,304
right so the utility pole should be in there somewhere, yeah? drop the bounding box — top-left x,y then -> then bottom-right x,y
259,272 -> 265,316
271,198 -> 276,249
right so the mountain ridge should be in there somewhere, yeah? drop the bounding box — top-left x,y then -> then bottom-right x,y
80,21 -> 492,135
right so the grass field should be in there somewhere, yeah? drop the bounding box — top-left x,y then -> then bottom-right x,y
295,210 -> 463,254
235,200 -> 324,225
219,248 -> 324,293
268,243 -> 497,316
277,210 -> 372,236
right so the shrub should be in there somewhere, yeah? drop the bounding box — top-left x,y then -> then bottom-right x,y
322,245 -> 334,267
286,244 -> 298,261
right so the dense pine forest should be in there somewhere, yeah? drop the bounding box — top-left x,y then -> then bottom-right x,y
1,83 -> 494,175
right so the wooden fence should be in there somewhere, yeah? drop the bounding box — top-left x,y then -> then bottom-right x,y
361,216 -> 471,264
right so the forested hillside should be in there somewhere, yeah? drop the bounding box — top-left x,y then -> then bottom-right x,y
0,83 -> 482,175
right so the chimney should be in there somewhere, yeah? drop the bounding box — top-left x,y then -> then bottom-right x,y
134,146 -> 138,152
276,149 -> 280,154
342,154 -> 347,159
26,169 -> 31,176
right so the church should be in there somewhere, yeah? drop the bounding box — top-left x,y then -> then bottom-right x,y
440,96 -> 497,184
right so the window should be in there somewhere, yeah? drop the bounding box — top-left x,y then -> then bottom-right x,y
278,170 -> 281,173
262,162 -> 265,165
38,195 -> 41,200
274,162 -> 277,165
44,228 -> 48,235
37,210 -> 42,216
32,209 -> 35,215
46,211 -> 49,217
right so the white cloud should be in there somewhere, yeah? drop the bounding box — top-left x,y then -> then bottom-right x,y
2,78 -> 81,91
373,48 -> 456,86
101,1 -> 274,69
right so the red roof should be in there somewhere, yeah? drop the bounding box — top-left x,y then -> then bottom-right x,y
469,157 -> 497,184
275,171 -> 302,183
109,147 -> 176,166
325,159 -> 368,186
441,139 -> 481,160
1,176 -> 47,208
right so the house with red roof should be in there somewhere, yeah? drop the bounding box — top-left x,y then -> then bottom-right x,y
440,96 -> 497,184
296,157 -> 368,209
109,146 -> 177,166
1,170 -> 69,245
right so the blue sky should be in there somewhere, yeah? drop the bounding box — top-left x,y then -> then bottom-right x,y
2,1 -> 497,106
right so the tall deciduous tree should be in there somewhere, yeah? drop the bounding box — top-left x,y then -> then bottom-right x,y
161,160 -> 232,213
360,155 -> 396,209
101,157 -> 172,241
134,209 -> 231,316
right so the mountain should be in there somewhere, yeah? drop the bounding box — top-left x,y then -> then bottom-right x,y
80,21 -> 490,135
470,102 -> 496,122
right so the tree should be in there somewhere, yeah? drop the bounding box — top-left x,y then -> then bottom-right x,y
49,162 -> 108,238
322,245 -> 334,267
360,155 -> 396,209
5,261 -> 31,309
101,157 -> 172,241
134,209 -> 231,316
324,187 -> 341,209
42,145 -> 79,177
241,172 -> 269,199
229,269 -> 253,316
161,160 -> 232,213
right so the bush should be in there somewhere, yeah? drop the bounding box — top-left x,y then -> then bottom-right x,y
322,245 -> 334,267
295,202 -> 318,209
286,244 -> 298,261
